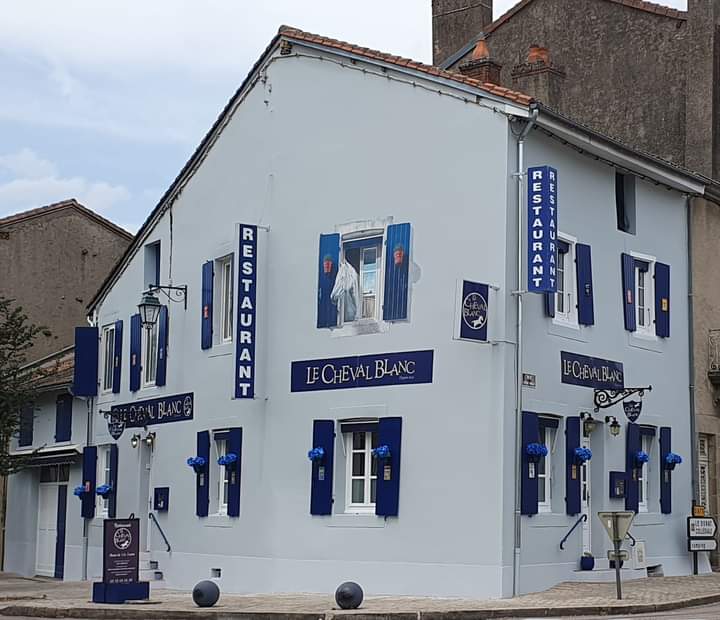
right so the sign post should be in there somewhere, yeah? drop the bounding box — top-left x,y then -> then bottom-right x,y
598,511 -> 635,600
687,515 -> 717,575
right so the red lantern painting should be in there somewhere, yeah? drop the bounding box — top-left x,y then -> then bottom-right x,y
393,244 -> 405,266
323,255 -> 334,274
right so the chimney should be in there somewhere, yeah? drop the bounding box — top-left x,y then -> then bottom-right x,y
432,0 -> 493,67
458,39 -> 502,84
511,45 -> 566,109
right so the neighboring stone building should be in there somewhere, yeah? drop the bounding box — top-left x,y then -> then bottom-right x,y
0,199 -> 133,361
432,0 -> 720,555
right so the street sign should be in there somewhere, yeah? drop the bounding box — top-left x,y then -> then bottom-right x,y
687,517 -> 717,539
607,549 -> 630,561
688,539 -> 718,552
598,511 -> 635,542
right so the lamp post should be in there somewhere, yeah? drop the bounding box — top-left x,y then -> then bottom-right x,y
138,291 -> 162,329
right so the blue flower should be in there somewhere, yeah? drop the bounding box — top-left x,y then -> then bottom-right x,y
574,447 -> 592,462
218,452 -> 238,466
187,456 -> 206,468
96,484 -> 113,496
372,445 -> 391,459
307,447 -> 325,462
526,443 -> 548,457
665,452 -> 682,465
73,485 -> 86,497
635,450 -> 650,465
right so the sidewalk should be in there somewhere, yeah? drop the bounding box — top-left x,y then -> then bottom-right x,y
3,572 -> 720,618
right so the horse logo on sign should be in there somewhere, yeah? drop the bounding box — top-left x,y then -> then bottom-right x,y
107,413 -> 125,440
623,400 -> 642,422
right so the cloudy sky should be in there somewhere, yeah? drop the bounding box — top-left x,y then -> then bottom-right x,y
1,0 -> 687,232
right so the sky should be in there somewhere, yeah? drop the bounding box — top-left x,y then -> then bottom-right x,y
0,0 -> 687,232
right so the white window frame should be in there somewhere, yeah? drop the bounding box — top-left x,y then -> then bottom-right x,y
101,324 -> 115,394
141,322 -> 159,388
96,445 -> 111,518
638,434 -> 651,513
537,424 -> 557,513
553,233 -> 578,328
344,429 -> 378,514
338,230 -> 385,326
214,438 -> 229,516
631,251 -> 656,338
216,256 -> 234,344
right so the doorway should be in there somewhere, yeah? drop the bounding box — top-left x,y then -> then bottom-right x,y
580,433 -> 592,554
35,465 -> 68,578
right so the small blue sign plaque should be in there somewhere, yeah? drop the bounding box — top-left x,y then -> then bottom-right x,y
459,280 -> 489,342
291,350 -> 433,393
561,352 -> 624,390
527,166 -> 558,293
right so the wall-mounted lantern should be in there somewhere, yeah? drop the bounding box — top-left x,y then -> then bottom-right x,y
138,283 -> 188,329
605,416 -> 621,437
580,411 -> 596,435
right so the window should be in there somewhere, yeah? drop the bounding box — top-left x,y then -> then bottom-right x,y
638,434 -> 651,513
634,258 -> 655,337
214,438 -> 230,515
143,242 -> 161,288
101,325 -> 115,393
142,322 -> 159,387
335,234 -> 384,324
39,464 -> 70,483
97,446 -> 111,517
554,236 -> 577,326
217,256 -> 234,343
615,172 -> 636,234
537,423 -> 557,512
344,429 -> 378,513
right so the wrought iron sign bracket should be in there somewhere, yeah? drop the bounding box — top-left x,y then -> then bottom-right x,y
147,284 -> 188,310
594,386 -> 652,412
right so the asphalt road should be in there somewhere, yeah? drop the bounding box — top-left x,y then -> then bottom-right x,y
517,601 -> 720,619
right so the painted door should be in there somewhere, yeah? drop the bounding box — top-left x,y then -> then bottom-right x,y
580,434 -> 592,554
35,483 -> 59,576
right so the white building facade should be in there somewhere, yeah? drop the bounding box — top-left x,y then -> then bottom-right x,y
6,27 -> 714,597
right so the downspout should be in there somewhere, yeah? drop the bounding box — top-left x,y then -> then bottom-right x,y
512,103 -> 538,597
81,309 -> 98,582
686,197 -> 698,504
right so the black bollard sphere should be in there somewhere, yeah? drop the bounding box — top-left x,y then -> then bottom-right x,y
192,580 -> 220,607
335,581 -> 363,610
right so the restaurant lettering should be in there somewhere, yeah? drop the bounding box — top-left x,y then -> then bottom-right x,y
235,224 -> 257,399
527,166 -> 558,293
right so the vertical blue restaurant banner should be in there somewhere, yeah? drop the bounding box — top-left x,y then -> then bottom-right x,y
527,166 -> 558,293
459,280 -> 489,342
235,224 -> 257,399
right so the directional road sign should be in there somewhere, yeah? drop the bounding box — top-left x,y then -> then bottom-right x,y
598,511 -> 635,543
688,539 -> 718,552
687,517 -> 717,539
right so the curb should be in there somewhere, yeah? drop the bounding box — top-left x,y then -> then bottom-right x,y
3,592 -> 720,619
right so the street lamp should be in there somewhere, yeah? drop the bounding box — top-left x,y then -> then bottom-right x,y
138,291 -> 162,329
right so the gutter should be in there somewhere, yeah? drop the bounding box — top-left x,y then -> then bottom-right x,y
512,103 -> 538,597
686,198 -> 699,505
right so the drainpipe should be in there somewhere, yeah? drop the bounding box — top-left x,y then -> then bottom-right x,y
686,197 -> 698,504
512,103 -> 538,597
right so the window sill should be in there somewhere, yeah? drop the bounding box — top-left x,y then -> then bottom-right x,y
633,513 -> 664,526
208,342 -> 234,358
628,332 -> 663,353
327,513 -> 386,528
527,513 -> 572,527
548,320 -> 588,343
203,514 -> 234,527
331,319 -> 389,338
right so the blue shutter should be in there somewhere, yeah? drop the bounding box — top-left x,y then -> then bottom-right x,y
576,243 -> 594,325
54,484 -> 67,579
521,412 -> 540,516
544,292 -> 555,318
659,427 -> 672,514
54,395 -> 72,443
72,326 -> 98,396
196,431 -> 210,517
108,444 -> 118,518
310,420 -> 335,515
201,261 -> 213,349
621,253 -> 636,332
565,417 -> 581,515
383,223 -> 411,321
112,320 -> 123,394
227,427 -> 243,517
376,417 -> 402,517
19,405 -> 34,447
625,422 -> 641,512
655,262 -> 670,338
129,314 -> 141,392
317,234 -> 340,328
156,306 -> 168,386
81,446 -> 97,519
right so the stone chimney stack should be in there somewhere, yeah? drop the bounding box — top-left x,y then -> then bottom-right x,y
510,45 -> 566,109
458,39 -> 502,84
432,0 -> 493,67
685,0 -> 720,178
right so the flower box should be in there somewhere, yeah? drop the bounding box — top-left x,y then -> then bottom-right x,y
664,452 -> 682,471
187,456 -> 207,474
634,450 -> 650,467
372,445 -> 391,460
218,453 -> 238,469
574,447 -> 592,464
307,447 -> 325,462
526,442 -> 548,464
95,484 -> 113,499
